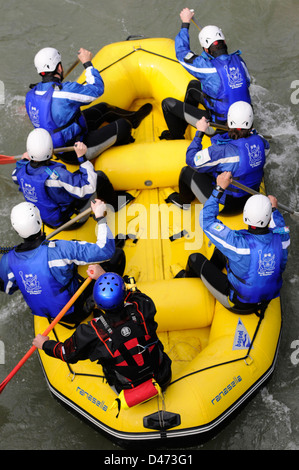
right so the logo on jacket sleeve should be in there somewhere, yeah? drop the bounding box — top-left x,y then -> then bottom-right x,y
224,65 -> 244,89
258,250 -> 276,276
212,222 -> 225,232
20,179 -> 38,203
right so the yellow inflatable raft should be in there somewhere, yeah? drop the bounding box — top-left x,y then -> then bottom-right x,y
34,37 -> 282,448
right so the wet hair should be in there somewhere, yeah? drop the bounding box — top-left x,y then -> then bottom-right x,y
208,40 -> 228,57
228,128 -> 252,140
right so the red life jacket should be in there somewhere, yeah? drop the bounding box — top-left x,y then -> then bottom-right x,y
91,302 -> 159,388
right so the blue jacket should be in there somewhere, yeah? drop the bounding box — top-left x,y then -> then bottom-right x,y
12,159 -> 97,227
200,191 -> 290,304
186,131 -> 269,202
175,26 -> 251,121
25,65 -> 104,146
0,223 -> 115,317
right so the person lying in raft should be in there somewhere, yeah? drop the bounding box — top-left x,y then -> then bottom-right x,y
166,102 -> 269,214
160,7 -> 251,140
26,46 -> 152,164
0,200 -> 115,325
33,265 -> 172,413
12,128 -> 133,228
177,171 -> 290,315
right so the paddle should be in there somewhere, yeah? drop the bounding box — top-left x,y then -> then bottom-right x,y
63,47 -> 96,80
0,206 -> 93,258
231,179 -> 299,217
0,276 -> 92,394
0,146 -> 75,165
188,10 -> 272,140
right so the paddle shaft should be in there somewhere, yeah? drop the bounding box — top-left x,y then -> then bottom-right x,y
1,206 -> 93,259
205,121 -> 271,139
0,276 -> 92,394
64,58 -> 80,79
231,179 -> 298,216
207,120 -> 272,140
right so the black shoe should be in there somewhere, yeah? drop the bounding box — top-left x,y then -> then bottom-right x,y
131,103 -> 153,128
115,134 -> 135,146
100,247 -> 126,276
159,130 -> 184,140
165,192 -> 191,210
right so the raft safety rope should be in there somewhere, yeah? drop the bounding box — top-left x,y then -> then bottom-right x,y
46,305 -> 272,386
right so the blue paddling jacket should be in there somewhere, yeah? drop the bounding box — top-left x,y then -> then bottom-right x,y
175,25 -> 251,121
186,131 -> 269,203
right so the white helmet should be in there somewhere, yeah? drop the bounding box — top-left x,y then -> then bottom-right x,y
199,25 -> 225,49
227,101 -> 254,129
11,202 -> 42,238
243,194 -> 272,228
34,47 -> 62,74
26,128 -> 53,162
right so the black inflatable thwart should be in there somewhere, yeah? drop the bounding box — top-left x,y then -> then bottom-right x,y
0,246 -> 14,254
143,410 -> 181,431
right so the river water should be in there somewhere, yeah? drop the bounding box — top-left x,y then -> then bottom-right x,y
0,0 -> 298,452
